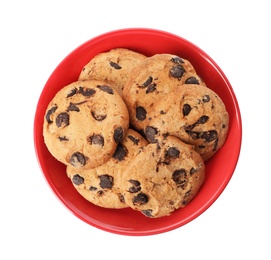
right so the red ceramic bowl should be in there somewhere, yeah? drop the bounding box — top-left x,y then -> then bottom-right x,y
34,28 -> 242,236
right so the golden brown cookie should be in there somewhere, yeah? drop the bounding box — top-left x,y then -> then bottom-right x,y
144,84 -> 229,161
43,80 -> 129,169
121,135 -> 205,218
78,48 -> 146,95
122,53 -> 205,132
66,129 -> 148,208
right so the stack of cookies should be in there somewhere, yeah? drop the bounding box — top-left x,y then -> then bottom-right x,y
43,48 -> 229,218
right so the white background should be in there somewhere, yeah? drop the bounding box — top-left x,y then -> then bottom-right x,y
1,0 -> 270,259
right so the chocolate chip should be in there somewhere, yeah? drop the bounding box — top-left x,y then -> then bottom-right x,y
67,101 -> 87,112
190,168 -> 197,175
170,65 -> 185,78
171,56 -> 184,64
201,130 -> 218,142
70,152 -> 87,167
136,106 -> 147,121
127,135 -> 140,145
198,115 -> 209,124
56,112 -> 69,128
185,115 -> 209,131
145,126 -> 158,143
165,147 -> 180,159
112,143 -> 127,161
67,102 -> 80,112
202,95 -> 210,103
67,88 -> 77,98
72,174 -> 84,185
45,105 -> 57,123
97,85 -> 114,94
141,76 -> 153,88
113,127 -> 124,143
88,134 -> 104,146
99,174 -> 113,189
146,83 -> 157,94
132,192 -> 149,205
78,86 -> 96,97
183,104 -> 192,116
109,61 -> 122,70
89,186 -> 97,191
91,111 -> 107,121
172,169 -> 187,188
128,179 -> 141,193
141,209 -> 153,217
58,136 -> 69,141
185,77 -> 199,84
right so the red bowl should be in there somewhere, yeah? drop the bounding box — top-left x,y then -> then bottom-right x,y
33,28 -> 242,236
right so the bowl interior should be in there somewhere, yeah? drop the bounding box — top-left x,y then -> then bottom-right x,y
34,28 -> 242,236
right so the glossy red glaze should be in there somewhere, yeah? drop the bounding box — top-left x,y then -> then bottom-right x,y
34,28 -> 242,236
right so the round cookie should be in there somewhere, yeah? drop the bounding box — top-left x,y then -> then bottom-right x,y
122,53 -> 205,131
43,80 -> 129,169
121,135 -> 205,218
79,48 -> 146,96
144,84 -> 229,161
66,129 -> 148,209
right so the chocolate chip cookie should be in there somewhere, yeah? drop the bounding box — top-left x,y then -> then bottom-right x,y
122,53 -> 205,131
66,129 -> 148,208
43,80 -> 129,169
144,84 -> 229,161
121,135 -> 205,218
79,48 -> 146,95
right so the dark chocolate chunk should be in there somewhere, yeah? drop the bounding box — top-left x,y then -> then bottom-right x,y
58,136 -> 69,141
172,169 -> 187,189
190,167 -> 197,175
99,174 -> 113,189
146,83 -> 157,94
109,61 -> 122,70
141,209 -> 153,217
183,104 -> 192,116
88,134 -> 104,146
201,130 -> 218,142
72,174 -> 84,185
67,88 -> 77,98
45,105 -> 57,123
170,65 -> 185,78
67,101 -> 87,112
202,95 -> 210,103
165,147 -> 180,159
136,106 -> 147,121
56,112 -> 69,128
89,186 -> 97,191
112,143 -> 127,161
141,76 -> 153,88
132,192 -> 149,205
113,127 -> 124,143
198,115 -> 209,124
185,77 -> 199,85
171,56 -> 184,64
70,152 -> 87,167
145,126 -> 158,143
67,102 -> 80,112
78,86 -> 96,97
91,110 -> 107,121
127,135 -> 139,145
185,115 -> 209,131
97,85 -> 114,94
128,179 -> 141,193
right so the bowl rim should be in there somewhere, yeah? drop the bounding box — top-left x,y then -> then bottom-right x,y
34,27 -> 242,236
